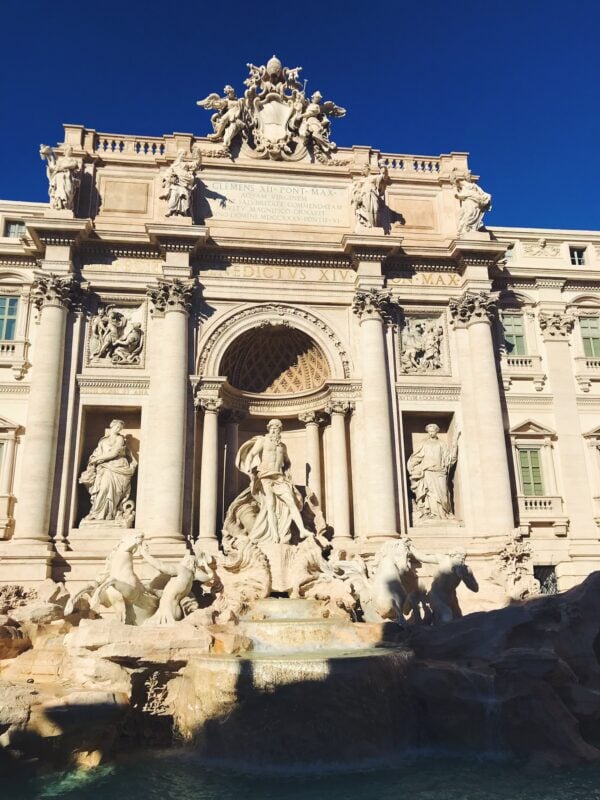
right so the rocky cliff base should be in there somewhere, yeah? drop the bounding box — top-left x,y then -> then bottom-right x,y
0,576 -> 599,774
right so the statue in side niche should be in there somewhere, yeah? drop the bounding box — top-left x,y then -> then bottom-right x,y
39,144 -> 81,211
407,424 -> 459,521
451,171 -> 492,237
232,418 -> 313,544
351,165 -> 390,228
79,419 -> 137,527
159,149 -> 200,217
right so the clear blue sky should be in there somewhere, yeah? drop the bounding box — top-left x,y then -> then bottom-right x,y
1,0 -> 598,230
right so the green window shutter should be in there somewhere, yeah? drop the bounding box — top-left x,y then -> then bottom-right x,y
519,448 -> 544,496
580,317 -> 600,358
0,297 -> 18,341
502,314 -> 526,355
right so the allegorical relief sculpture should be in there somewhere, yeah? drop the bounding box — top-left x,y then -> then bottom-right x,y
407,424 -> 459,521
159,146 -> 202,217
89,306 -> 144,365
451,171 -> 492,237
229,418 -> 313,544
400,318 -> 444,373
39,144 -> 81,212
350,165 -> 390,229
197,55 -> 346,162
79,419 -> 137,527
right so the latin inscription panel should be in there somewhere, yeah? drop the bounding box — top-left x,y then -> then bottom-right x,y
202,180 -> 349,227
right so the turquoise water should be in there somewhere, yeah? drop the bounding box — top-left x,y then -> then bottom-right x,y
6,752 -> 600,800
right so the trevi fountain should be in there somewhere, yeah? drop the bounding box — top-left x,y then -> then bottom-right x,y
1,55 -> 600,798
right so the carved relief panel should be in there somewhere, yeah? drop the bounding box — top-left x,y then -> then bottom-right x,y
86,302 -> 147,369
397,309 -> 449,376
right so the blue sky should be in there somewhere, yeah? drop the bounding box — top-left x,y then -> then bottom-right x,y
1,0 -> 598,230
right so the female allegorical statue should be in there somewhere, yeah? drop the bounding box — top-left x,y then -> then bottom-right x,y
407,424 -> 459,521
79,419 -> 137,526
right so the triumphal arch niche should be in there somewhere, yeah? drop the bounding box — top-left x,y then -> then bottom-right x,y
2,52 -> 600,608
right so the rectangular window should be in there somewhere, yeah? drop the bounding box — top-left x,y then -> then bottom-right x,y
519,448 -> 544,496
3,221 -> 25,239
0,297 -> 18,340
580,316 -> 600,358
502,313 -> 527,355
570,247 -> 586,266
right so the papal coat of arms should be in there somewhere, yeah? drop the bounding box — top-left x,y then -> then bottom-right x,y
197,55 -> 346,162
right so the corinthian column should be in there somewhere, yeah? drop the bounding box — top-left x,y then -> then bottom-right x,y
449,291 -> 514,533
144,278 -> 194,543
197,398 -> 223,549
298,411 -> 324,505
324,401 -> 353,544
352,289 -> 398,539
15,275 -> 80,542
538,311 -> 595,536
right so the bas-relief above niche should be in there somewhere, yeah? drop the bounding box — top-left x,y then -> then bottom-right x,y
86,304 -> 146,369
397,310 -> 450,376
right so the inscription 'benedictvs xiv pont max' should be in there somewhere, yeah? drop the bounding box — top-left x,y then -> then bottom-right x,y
0,53 -> 599,617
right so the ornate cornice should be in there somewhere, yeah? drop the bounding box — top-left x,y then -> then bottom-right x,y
0,383 -> 30,395
147,278 -> 195,315
395,384 -> 461,402
198,251 -> 352,269
76,376 -> 150,395
448,291 -> 495,327
538,311 -> 575,340
352,288 -> 392,323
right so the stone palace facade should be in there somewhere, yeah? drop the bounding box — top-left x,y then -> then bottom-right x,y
0,56 -> 599,604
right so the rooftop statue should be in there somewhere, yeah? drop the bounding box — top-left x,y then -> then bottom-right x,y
159,147 -> 201,217
39,144 -> 81,212
197,55 -> 345,162
351,165 -> 390,229
451,170 -> 492,237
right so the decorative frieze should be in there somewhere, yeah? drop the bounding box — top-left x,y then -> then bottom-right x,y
448,291 -> 495,327
147,278 -> 195,315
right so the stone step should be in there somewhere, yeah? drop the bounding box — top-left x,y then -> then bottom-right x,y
237,618 -> 400,653
241,597 -> 330,621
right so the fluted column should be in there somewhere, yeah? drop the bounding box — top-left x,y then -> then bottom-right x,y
15,275 -> 79,542
298,411 -> 324,505
197,398 -> 223,548
352,289 -> 398,539
145,278 -> 194,542
324,401 -> 353,543
449,291 -> 514,533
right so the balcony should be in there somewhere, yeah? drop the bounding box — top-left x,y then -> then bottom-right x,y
500,353 -> 546,392
574,356 -> 600,392
517,495 -> 568,536
0,339 -> 30,380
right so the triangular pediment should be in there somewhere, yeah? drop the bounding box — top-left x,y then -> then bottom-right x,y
0,415 -> 22,432
510,419 -> 556,437
583,425 -> 600,439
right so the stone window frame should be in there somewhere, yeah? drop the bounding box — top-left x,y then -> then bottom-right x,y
566,298 -> 600,392
83,295 -> 148,372
0,276 -> 32,380
582,426 -> 600,528
395,305 -> 451,378
0,415 -> 23,539
496,292 -> 545,391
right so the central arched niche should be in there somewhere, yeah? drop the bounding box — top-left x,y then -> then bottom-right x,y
220,324 -> 330,394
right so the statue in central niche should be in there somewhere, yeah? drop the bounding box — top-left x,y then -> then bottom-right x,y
232,418 -> 312,544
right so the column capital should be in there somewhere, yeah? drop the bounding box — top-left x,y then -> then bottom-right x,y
325,400 -> 355,416
352,288 -> 392,323
298,411 -> 326,426
449,290 -> 496,328
196,397 -> 223,414
147,278 -> 195,315
538,311 -> 575,341
30,273 -> 87,312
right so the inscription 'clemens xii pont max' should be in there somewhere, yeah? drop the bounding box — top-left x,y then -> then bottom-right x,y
203,180 -> 348,227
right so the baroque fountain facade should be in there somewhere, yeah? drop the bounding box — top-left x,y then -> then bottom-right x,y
1,55 -> 600,770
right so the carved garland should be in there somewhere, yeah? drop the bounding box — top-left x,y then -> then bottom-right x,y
197,303 -> 351,379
